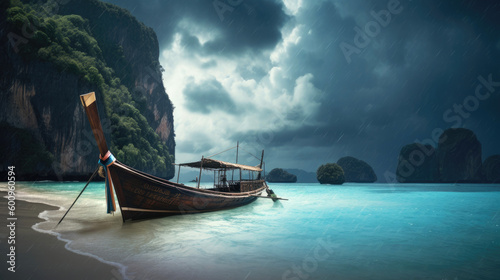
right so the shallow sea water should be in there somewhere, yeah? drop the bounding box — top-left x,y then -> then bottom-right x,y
2,182 -> 500,280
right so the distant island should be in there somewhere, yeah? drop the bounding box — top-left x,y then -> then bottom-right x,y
284,169 -> 317,183
316,163 -> 345,185
267,127 -> 500,186
266,168 -> 297,183
266,156 -> 377,185
397,128 -> 500,183
314,156 -> 377,185
337,156 -> 377,183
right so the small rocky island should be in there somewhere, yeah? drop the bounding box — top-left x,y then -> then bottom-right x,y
337,156 -> 377,183
316,163 -> 345,185
266,168 -> 297,183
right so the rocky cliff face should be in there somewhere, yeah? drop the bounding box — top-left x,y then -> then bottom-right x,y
396,128 -> 486,183
337,156 -> 377,183
0,58 -> 109,179
396,144 -> 438,183
58,0 -> 175,151
0,0 -> 175,180
437,128 -> 482,183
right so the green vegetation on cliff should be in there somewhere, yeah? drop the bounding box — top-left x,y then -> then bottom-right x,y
337,156 -> 377,183
7,3 -> 108,84
6,0 -> 174,177
316,163 -> 345,185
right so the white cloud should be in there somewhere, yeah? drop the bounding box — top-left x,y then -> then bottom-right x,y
292,73 -> 322,119
160,19 -> 324,164
270,24 -> 303,64
283,0 -> 303,15
177,18 -> 220,45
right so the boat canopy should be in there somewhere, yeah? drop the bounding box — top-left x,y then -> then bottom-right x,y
177,158 -> 262,172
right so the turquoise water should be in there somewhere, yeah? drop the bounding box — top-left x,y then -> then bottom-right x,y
2,182 -> 500,279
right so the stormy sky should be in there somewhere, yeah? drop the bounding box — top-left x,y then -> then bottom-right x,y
104,0 -> 500,181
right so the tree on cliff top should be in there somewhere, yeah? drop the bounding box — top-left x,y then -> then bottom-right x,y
316,163 -> 345,185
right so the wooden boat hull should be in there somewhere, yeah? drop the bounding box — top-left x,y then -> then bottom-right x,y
79,92 -> 268,222
108,162 -> 266,221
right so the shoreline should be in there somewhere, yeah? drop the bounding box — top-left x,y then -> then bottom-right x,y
0,191 -> 125,279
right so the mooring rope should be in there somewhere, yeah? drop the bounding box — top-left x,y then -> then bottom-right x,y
56,166 -> 99,227
205,145 -> 238,159
238,146 -> 261,161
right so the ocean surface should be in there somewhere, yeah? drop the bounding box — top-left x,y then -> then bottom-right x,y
2,182 -> 500,280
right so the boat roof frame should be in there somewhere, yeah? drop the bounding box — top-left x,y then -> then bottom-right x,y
176,158 -> 262,172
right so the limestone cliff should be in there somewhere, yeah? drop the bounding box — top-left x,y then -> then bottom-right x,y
395,128 -> 484,183
0,0 -> 174,180
482,155 -> 500,183
58,0 -> 175,152
396,144 -> 438,183
437,128 -> 482,183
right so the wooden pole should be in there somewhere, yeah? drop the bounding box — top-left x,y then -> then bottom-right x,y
197,156 -> 204,188
236,141 -> 239,164
176,164 -> 181,184
257,149 -> 264,180
80,92 -> 109,157
233,141 -> 239,181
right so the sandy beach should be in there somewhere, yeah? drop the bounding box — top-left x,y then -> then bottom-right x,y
0,191 -> 122,280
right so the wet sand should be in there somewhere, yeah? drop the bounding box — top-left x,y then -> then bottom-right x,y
0,192 -> 123,280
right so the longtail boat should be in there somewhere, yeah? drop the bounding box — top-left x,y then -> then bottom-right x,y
79,92 -> 281,222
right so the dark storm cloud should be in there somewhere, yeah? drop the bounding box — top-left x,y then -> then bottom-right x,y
276,0 -> 500,152
105,0 -> 500,178
184,78 -> 237,114
104,0 -> 288,55
225,0 -> 499,175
